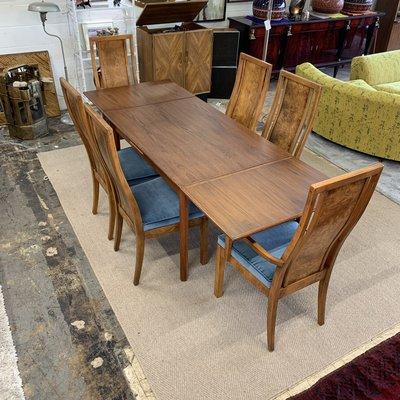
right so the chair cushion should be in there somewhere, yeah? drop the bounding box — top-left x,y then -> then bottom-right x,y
218,221 -> 299,288
118,147 -> 158,186
132,177 -> 204,231
373,82 -> 400,96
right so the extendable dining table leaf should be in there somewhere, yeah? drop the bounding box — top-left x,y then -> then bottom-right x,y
84,81 -> 327,281
85,80 -> 195,111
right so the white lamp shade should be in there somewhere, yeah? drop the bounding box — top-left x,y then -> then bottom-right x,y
28,1 -> 61,12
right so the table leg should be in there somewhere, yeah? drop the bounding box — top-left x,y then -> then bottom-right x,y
179,191 -> 189,282
113,130 -> 121,151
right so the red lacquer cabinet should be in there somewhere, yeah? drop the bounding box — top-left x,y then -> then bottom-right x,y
229,13 -> 383,76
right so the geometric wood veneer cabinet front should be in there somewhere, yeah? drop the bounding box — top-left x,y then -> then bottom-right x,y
136,1 -> 213,95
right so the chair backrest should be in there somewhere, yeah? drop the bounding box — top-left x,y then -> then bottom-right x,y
84,103 -> 142,229
262,70 -> 322,158
281,163 -> 383,287
89,34 -> 137,89
60,77 -> 101,177
226,53 -> 272,131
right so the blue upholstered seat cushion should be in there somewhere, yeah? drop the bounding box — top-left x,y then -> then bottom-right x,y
218,221 -> 299,288
132,177 -> 204,231
118,147 -> 158,186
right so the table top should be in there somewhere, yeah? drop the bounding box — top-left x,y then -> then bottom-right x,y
105,96 -> 291,187
183,158 -> 327,240
84,80 -> 194,112
88,81 -> 328,239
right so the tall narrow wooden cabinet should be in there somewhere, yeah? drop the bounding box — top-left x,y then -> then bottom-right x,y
136,1 -> 213,95
375,0 -> 400,52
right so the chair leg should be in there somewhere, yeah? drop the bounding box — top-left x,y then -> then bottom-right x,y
214,245 -> 225,298
133,233 -> 145,286
267,294 -> 279,352
91,172 -> 99,215
200,217 -> 209,265
318,271 -> 332,326
108,190 -> 116,241
114,211 -> 123,251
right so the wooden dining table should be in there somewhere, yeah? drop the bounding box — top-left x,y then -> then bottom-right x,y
85,81 -> 327,280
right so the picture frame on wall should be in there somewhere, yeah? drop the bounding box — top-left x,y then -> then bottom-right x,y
195,0 -> 227,22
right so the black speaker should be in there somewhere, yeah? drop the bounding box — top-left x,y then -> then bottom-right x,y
212,28 -> 240,67
209,29 -> 240,99
210,68 -> 237,99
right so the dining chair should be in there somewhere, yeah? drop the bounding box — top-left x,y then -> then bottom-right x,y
60,78 -> 158,240
84,103 -> 209,285
226,53 -> 272,131
89,34 -> 138,89
214,163 -> 383,351
262,70 -> 322,158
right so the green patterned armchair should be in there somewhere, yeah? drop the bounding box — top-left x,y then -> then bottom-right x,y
351,50 -> 400,95
296,62 -> 400,161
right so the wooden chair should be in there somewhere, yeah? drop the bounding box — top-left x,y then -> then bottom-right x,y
262,70 -> 322,158
84,103 -> 209,285
60,77 -> 116,240
226,53 -> 272,131
60,78 -> 158,240
214,163 -> 383,351
89,34 -> 138,89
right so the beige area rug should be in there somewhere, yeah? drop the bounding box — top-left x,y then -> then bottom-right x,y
39,146 -> 400,400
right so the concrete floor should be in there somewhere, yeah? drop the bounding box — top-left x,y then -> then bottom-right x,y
0,119 -> 136,399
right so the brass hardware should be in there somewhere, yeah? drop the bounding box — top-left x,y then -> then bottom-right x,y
249,29 -> 256,40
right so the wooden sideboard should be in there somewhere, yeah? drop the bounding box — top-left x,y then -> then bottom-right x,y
229,13 -> 383,76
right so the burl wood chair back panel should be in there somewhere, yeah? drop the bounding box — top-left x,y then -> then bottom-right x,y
282,164 -> 383,286
84,104 -> 142,227
262,70 -> 322,158
226,53 -> 272,131
90,35 -> 137,89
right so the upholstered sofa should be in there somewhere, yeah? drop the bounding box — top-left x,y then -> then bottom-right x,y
296,61 -> 400,161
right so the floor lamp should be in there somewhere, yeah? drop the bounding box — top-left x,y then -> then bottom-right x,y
28,1 -> 73,125
262,0 -> 274,61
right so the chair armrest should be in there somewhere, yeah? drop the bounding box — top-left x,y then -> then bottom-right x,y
351,51 -> 400,86
243,237 -> 284,267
